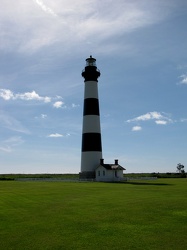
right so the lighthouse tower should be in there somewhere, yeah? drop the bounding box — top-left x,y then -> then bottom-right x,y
80,56 -> 102,179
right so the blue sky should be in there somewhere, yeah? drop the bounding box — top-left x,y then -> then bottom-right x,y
0,0 -> 187,174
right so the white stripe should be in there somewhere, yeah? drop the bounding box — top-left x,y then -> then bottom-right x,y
81,151 -> 102,172
84,81 -> 99,99
82,115 -> 101,133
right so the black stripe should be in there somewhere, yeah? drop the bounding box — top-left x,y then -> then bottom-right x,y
83,98 -> 99,116
82,133 -> 102,152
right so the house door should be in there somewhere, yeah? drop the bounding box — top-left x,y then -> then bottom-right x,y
115,170 -> 118,178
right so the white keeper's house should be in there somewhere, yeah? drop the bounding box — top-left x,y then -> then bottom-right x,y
96,159 -> 126,182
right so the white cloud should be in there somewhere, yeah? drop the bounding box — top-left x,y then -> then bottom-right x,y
41,114 -> 47,119
180,118 -> 187,122
53,101 -> 64,108
127,111 -> 172,124
53,102 -> 79,109
71,103 -> 79,108
0,89 -> 14,100
0,146 -> 12,153
179,74 -> 187,85
5,136 -> 24,146
0,111 -> 30,134
33,0 -> 58,17
132,126 -> 142,131
127,111 -> 163,122
55,95 -> 63,99
16,91 -> 51,103
0,89 -> 51,103
47,133 -> 71,138
177,64 -> 187,70
0,136 -> 24,153
47,133 -> 63,138
0,0 -> 176,54
35,114 -> 48,119
155,120 -> 167,125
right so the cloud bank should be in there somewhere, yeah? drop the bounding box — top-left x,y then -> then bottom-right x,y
0,89 -> 69,108
127,111 -> 173,131
0,0 -> 177,54
127,111 -> 172,125
0,89 -> 51,103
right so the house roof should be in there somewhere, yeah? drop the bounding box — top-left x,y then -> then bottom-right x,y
97,164 -> 126,171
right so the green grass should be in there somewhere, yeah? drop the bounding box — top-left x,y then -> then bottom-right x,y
0,179 -> 187,250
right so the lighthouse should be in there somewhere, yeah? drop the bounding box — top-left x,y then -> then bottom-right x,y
80,56 -> 102,179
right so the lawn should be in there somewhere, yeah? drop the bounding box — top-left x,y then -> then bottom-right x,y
0,179 -> 187,250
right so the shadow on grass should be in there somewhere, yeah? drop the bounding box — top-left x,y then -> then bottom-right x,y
112,181 -> 173,186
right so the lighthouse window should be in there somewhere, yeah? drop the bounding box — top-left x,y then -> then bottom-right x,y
103,170 -> 105,176
86,60 -> 96,67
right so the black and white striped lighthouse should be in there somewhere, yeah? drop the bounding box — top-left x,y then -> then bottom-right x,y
80,56 -> 102,179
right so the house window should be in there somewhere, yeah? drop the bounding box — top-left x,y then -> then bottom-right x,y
98,171 -> 100,176
103,170 -> 105,176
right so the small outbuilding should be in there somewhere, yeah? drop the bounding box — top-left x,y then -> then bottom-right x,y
96,159 -> 126,182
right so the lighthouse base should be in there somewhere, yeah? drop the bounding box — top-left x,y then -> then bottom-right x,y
79,171 -> 96,180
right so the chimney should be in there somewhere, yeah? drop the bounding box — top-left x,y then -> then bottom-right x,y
100,159 -> 104,165
114,159 -> 118,165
